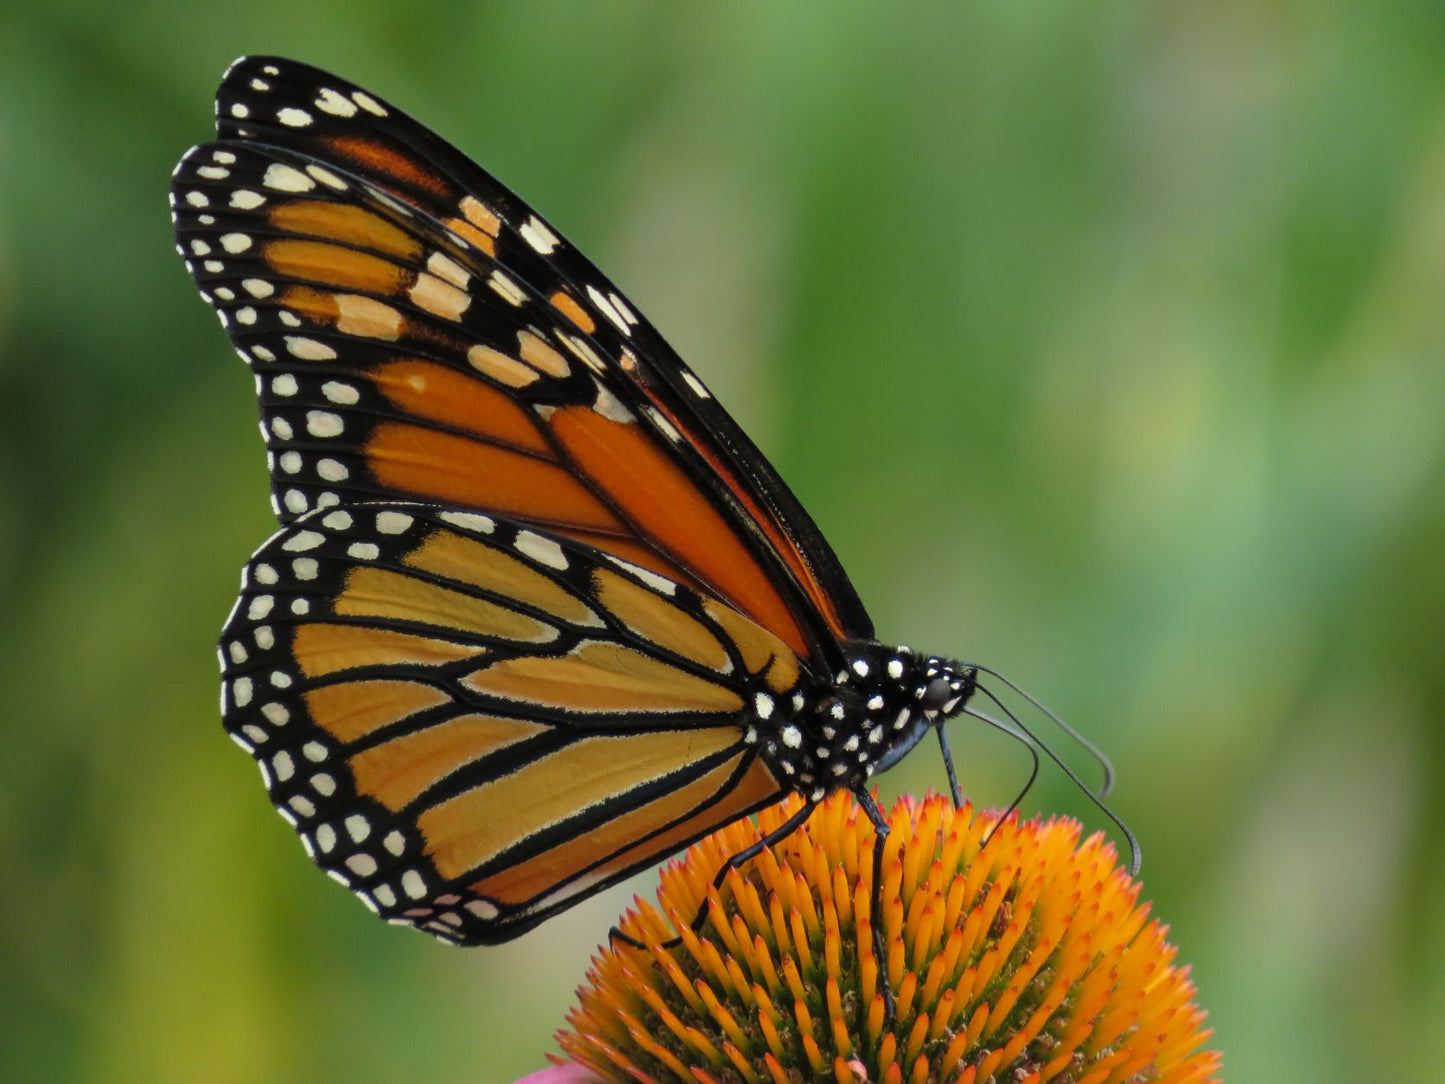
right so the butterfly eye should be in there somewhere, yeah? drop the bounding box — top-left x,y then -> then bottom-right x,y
920,677 -> 954,713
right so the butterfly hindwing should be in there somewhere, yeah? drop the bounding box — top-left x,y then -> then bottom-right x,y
220,503 -> 793,942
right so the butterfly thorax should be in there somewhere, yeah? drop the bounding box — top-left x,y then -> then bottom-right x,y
752,643 -> 977,799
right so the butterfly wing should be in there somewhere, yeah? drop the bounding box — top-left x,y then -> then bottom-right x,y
221,503 -> 796,942
172,56 -> 872,672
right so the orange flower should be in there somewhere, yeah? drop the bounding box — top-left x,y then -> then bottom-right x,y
551,792 -> 1220,1083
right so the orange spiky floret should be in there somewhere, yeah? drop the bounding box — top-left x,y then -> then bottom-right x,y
553,792 -> 1220,1083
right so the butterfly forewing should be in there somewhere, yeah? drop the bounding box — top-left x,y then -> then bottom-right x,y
220,503 -> 791,941
175,56 -> 872,669
214,56 -> 874,646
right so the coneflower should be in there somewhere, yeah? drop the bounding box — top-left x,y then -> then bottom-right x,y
530,792 -> 1219,1083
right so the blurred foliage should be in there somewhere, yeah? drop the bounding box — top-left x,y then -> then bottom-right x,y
2,3 -> 1443,1082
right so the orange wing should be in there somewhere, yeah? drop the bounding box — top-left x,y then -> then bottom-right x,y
171,56 -> 873,671
220,503 -> 797,941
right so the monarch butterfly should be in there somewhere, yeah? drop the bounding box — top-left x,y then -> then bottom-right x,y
172,57 -> 1132,1015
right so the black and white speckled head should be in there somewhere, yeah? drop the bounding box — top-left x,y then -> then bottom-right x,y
753,640 -> 977,797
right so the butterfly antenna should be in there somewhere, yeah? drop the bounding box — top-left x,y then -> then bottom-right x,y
972,682 -> 1142,876
962,705 -> 1040,851
962,662 -> 1116,797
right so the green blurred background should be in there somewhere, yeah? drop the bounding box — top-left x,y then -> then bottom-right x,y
3,3 -> 1442,1081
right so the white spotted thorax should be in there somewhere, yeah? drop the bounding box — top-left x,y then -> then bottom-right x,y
748,642 -> 978,799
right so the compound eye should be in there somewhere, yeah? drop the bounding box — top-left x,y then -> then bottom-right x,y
920,676 -> 952,712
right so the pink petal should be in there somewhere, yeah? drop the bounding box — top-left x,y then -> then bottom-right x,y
513,1064 -> 606,1084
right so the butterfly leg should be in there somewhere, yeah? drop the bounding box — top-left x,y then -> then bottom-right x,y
609,799 -> 819,951
936,726 -> 964,806
853,787 -> 898,1024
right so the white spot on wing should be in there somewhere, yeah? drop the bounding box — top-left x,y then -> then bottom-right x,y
306,411 -> 344,438
315,87 -> 358,117
592,384 -> 635,423
306,165 -> 347,190
376,511 -> 413,534
263,163 -> 315,192
282,530 -> 325,552
487,270 -> 526,306
352,91 -> 388,116
440,511 -> 495,534
321,381 -> 359,405
519,216 -> 559,254
230,189 -> 266,210
514,530 -> 568,570
425,252 -> 469,291
346,853 -> 377,877
286,337 -> 337,361
561,335 -> 606,375
465,898 -> 498,919
586,285 -> 630,335
608,292 -> 638,326
603,555 -> 677,595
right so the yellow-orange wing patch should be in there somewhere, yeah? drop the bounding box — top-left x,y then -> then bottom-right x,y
219,504 -> 797,942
